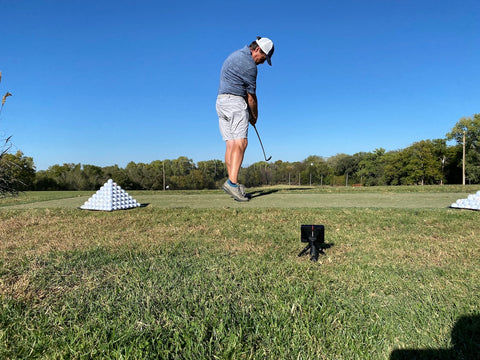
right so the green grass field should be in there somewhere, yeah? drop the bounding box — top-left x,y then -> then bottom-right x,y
1,186 -> 479,359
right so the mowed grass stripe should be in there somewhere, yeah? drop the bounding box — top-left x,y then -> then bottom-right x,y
0,191 -> 471,209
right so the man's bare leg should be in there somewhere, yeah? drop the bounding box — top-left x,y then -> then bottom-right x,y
225,138 -> 248,184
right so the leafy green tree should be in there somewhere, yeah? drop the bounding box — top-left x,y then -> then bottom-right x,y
299,156 -> 330,185
240,162 -> 264,187
0,72 -> 18,196
446,114 -> 480,183
269,160 -> 289,185
125,162 -> 146,189
102,165 -> 130,188
404,140 -> 443,185
36,163 -> 102,191
327,153 -> 363,186
269,160 -> 283,184
383,141 -> 443,185
41,163 -> 80,190
171,156 -> 194,176
291,161 -> 306,185
168,175 -> 186,190
136,162 -> 164,190
34,170 -> 59,190
357,148 -> 386,186
431,139 -> 448,184
465,151 -> 480,183
197,160 -> 226,187
383,151 -> 406,185
147,160 -> 165,190
446,115 -> 480,145
0,151 -> 35,191
190,169 -> 212,189
79,164 -> 103,190
444,144 -> 462,184
0,137 -> 17,196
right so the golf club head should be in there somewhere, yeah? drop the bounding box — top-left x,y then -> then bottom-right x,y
265,156 -> 272,161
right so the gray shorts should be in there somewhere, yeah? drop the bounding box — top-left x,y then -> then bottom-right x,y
216,94 -> 249,141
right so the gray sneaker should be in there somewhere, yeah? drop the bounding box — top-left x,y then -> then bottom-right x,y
222,181 -> 250,202
238,184 -> 251,199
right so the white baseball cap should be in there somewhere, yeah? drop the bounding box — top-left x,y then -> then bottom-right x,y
256,37 -> 274,65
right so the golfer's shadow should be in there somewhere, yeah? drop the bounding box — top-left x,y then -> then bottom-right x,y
247,189 -> 279,199
390,315 -> 480,360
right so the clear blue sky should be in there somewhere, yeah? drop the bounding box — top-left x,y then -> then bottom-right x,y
1,0 -> 479,170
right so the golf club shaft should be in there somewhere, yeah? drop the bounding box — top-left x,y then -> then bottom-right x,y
252,124 -> 272,161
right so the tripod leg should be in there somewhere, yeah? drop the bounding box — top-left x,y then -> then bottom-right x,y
298,244 -> 311,257
310,243 -> 319,262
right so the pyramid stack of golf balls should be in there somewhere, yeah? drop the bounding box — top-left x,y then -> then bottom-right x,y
450,190 -> 480,210
80,179 -> 141,211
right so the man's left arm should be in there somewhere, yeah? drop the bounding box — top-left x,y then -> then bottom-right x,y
247,92 -> 258,125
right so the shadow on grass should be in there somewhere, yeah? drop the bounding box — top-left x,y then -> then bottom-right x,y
77,203 -> 150,212
278,187 -> 313,191
297,242 -> 334,261
390,315 -> 480,360
247,187 -> 326,199
248,189 -> 279,198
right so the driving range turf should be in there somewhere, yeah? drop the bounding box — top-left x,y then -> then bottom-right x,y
1,186 -> 479,359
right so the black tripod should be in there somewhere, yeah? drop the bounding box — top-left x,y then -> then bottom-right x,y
298,236 -> 326,262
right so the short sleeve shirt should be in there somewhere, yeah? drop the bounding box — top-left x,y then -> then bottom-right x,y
218,46 -> 257,97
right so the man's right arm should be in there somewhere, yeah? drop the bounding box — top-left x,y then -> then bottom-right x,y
247,92 -> 258,125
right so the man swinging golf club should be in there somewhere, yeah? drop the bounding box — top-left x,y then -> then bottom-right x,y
216,36 -> 274,201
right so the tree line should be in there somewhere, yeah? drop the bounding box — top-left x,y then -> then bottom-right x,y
1,114 -> 479,192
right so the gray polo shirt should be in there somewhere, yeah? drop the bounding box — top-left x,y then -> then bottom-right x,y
218,46 -> 257,97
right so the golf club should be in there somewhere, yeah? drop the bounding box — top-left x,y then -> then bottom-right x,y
252,124 -> 272,161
